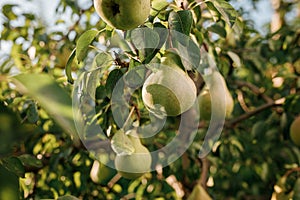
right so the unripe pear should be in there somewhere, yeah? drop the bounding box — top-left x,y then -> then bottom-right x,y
94,0 -> 151,30
90,160 -> 117,185
115,135 -> 152,179
142,65 -> 197,116
290,116 -> 300,146
198,71 -> 233,120
161,51 -> 184,70
187,184 -> 212,200
197,89 -> 211,120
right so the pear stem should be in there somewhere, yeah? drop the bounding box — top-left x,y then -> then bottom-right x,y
122,107 -> 136,129
199,157 -> 210,188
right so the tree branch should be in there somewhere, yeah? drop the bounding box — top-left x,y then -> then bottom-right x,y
226,101 -> 282,127
284,167 -> 300,178
234,80 -> 274,103
236,90 -> 251,112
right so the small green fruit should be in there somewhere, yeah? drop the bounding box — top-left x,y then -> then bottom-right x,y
198,71 -> 233,120
197,90 -> 211,120
142,65 -> 197,116
115,135 -> 152,179
161,50 -> 184,70
90,160 -> 117,185
290,116 -> 300,146
94,0 -> 151,30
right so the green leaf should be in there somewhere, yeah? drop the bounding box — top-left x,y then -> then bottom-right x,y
284,94 -> 300,116
92,52 -> 114,70
230,138 -> 244,152
150,0 -> 169,17
168,10 -> 193,36
23,13 -> 35,20
124,66 -> 146,88
74,69 -> 102,134
76,29 -> 99,63
130,28 -> 160,62
111,130 -> 135,155
12,73 -> 80,146
0,57 -> 14,74
2,4 -> 18,20
109,32 -> 133,52
186,39 -> 201,70
206,0 -> 237,27
18,154 -> 43,169
143,23 -> 169,64
161,49 -> 185,70
95,85 -> 107,100
251,121 -> 266,139
0,157 -> 25,178
105,69 -> 124,98
26,101 -> 39,124
11,44 -> 23,69
65,48 -> 76,84
207,23 -> 227,38
153,23 -> 169,46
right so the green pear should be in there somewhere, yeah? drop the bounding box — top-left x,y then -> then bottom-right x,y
161,50 -> 185,70
198,71 -> 233,120
94,0 -> 151,30
115,134 -> 151,179
197,89 -> 211,120
90,160 -> 117,185
142,65 -> 197,116
290,116 -> 300,146
187,184 -> 212,200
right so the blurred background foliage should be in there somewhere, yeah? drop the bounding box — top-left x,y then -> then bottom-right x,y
0,0 -> 300,199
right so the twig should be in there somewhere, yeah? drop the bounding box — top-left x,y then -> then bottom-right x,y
120,193 -> 136,200
107,173 -> 122,189
284,167 -> 300,178
123,106 -> 135,129
236,90 -> 251,112
225,80 -> 286,127
234,80 -> 273,103
226,101 -> 281,127
199,157 -> 210,189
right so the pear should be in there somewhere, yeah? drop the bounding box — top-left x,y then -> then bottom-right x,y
90,160 -> 117,185
142,65 -> 197,116
161,50 -> 185,70
290,116 -> 300,146
94,0 -> 151,30
115,134 -> 152,179
187,184 -> 212,200
198,71 -> 233,120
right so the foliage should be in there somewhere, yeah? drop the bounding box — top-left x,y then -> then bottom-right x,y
0,0 -> 300,199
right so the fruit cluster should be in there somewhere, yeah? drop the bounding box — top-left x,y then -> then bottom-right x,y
93,0 -> 234,181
